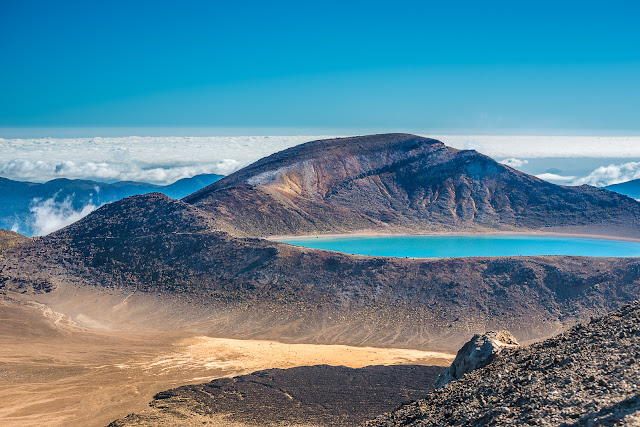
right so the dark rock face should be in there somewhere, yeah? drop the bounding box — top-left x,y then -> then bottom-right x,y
108,364 -> 445,427
434,331 -> 519,388
367,300 -> 640,426
185,134 -> 640,237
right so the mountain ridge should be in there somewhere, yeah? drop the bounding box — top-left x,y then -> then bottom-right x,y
183,134 -> 640,238
606,178 -> 640,200
3,192 -> 640,351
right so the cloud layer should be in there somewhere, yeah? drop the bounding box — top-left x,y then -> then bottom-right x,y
1,135 -> 640,186
0,136 -> 321,184
500,158 -> 529,168
0,158 -> 241,184
438,135 -> 640,159
30,196 -> 98,236
573,162 -> 640,187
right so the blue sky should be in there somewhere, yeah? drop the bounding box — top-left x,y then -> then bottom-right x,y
1,0 -> 639,132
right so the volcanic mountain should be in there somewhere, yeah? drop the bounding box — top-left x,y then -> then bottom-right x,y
3,133 -> 640,425
3,135 -> 640,352
185,133 -> 640,238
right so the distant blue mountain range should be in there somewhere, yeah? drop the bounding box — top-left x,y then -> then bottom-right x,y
605,179 -> 640,200
0,174 -> 223,236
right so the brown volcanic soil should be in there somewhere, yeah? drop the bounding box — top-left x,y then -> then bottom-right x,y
185,134 -> 640,238
0,295 -> 450,427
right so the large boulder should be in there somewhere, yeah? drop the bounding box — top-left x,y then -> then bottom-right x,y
435,331 -> 519,388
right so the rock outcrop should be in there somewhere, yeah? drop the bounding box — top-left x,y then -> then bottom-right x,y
367,300 -> 640,426
435,331 -> 519,388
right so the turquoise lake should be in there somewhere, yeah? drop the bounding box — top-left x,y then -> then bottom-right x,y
278,235 -> 640,258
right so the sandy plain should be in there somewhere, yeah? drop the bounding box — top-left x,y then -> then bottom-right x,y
0,297 -> 453,427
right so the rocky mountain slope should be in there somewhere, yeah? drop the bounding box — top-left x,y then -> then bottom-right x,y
367,300 -> 640,426
0,174 -> 222,235
0,229 -> 26,251
185,134 -> 640,238
2,193 -> 640,351
108,365 -> 445,426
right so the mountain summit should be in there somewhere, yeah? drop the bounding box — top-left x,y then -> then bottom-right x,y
185,134 -> 640,238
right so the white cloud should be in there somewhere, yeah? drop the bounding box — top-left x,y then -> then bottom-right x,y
500,158 -> 529,168
572,162 -> 640,187
535,173 -> 577,182
0,158 -> 243,185
30,196 -> 99,236
434,135 -> 640,158
2,134 -> 640,185
0,136 -> 324,184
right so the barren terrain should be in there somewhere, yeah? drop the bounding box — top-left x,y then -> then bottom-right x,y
3,134 -> 640,426
0,296 -> 452,427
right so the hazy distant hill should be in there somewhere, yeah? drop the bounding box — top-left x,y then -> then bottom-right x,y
185,134 -> 640,238
605,178 -> 640,200
0,174 -> 222,235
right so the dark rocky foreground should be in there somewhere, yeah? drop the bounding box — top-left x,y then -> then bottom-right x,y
108,365 -> 444,426
367,300 -> 640,426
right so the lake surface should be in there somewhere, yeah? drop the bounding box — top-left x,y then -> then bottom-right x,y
278,235 -> 640,258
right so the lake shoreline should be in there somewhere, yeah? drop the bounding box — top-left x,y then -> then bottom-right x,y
268,229 -> 640,244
